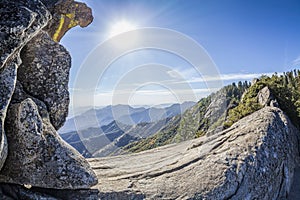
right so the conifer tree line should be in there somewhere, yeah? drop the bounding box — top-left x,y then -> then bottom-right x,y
226,69 -> 300,129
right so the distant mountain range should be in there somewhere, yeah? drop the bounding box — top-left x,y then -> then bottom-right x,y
60,118 -> 172,157
123,82 -> 249,153
59,102 -> 195,134
59,102 -> 195,157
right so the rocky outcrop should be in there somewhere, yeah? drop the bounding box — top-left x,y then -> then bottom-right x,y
0,0 -> 50,69
0,0 -> 51,171
0,98 -> 97,189
18,31 -> 71,130
45,0 -> 93,42
257,86 -> 273,106
257,86 -> 280,108
0,0 -> 96,197
89,107 -> 300,199
203,89 -> 228,135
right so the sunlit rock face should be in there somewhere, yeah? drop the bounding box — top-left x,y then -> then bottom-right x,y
0,98 -> 97,189
0,0 -> 97,198
90,107 -> 300,199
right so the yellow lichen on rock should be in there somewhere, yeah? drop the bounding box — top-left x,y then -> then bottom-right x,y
52,15 -> 65,42
66,13 -> 79,29
47,1 -> 93,42
52,12 -> 79,42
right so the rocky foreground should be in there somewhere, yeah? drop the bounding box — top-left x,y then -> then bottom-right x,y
0,0 -> 300,199
0,0 -> 98,197
1,106 -> 299,199
89,107 -> 300,199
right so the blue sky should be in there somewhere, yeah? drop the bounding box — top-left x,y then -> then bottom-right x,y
61,0 -> 300,108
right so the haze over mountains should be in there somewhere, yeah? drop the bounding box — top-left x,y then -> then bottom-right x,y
59,102 -> 195,157
60,101 -> 195,133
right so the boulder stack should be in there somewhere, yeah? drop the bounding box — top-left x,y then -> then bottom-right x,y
0,0 -> 97,197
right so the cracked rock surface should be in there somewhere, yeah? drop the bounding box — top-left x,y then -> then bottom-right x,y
89,107 -> 299,199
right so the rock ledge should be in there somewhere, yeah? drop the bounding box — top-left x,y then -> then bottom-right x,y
89,107 -> 299,199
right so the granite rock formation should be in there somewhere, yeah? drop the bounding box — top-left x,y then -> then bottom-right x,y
45,0 -> 93,42
0,59 -> 18,170
0,0 -> 50,172
18,31 -> 71,130
0,0 -> 50,69
90,107 -> 300,199
0,98 -> 97,189
0,0 -> 96,196
258,86 -> 274,107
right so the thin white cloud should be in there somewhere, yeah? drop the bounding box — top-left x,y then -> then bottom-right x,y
220,72 -> 273,81
179,67 -> 201,78
187,72 -> 273,83
71,72 -> 273,93
292,55 -> 300,66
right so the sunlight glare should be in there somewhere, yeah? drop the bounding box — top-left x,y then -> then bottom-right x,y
109,20 -> 137,37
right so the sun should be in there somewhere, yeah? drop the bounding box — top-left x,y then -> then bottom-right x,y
109,20 -> 137,37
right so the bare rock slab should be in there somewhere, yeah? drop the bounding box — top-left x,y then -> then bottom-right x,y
0,98 -> 98,189
89,107 -> 299,199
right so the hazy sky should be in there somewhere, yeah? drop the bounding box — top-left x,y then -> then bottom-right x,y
61,0 -> 300,108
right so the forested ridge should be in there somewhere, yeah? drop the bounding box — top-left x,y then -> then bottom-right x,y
125,70 -> 300,153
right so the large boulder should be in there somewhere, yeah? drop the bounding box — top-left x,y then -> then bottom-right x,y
0,98 -> 97,189
0,0 -> 50,69
0,0 -> 97,197
257,86 -> 273,106
18,31 -> 71,130
45,0 -> 93,42
89,107 -> 300,199
0,0 -> 51,172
